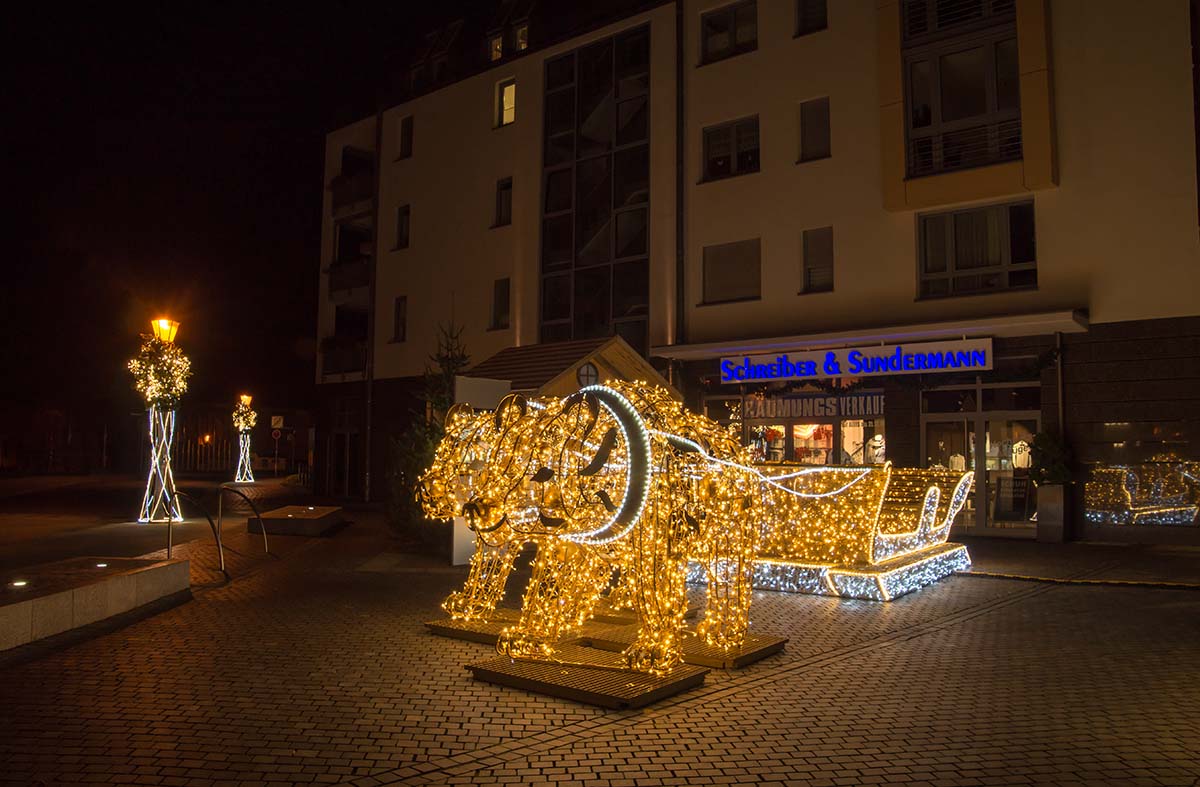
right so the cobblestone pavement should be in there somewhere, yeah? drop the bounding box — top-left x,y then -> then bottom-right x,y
0,522 -> 1197,786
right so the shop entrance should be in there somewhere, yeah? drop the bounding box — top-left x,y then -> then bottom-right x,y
921,382 -> 1040,533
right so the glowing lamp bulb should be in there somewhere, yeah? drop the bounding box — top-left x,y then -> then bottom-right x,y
240,394 -> 253,406
151,318 -> 180,343
11,580 -> 27,588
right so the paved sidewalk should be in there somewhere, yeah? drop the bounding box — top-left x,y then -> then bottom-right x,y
0,526 -> 1196,786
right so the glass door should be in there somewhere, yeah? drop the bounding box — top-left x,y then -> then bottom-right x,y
924,419 -> 978,527
984,417 -> 1038,527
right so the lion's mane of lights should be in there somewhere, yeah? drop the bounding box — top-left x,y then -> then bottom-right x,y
419,381 -> 973,674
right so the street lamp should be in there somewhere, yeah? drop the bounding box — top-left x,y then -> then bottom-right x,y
151,318 -> 179,343
128,317 -> 191,522
233,393 -> 257,483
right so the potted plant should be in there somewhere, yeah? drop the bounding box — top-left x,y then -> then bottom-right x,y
1030,430 -> 1073,542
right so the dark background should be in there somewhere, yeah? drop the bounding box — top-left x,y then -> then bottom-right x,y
3,2 -> 461,414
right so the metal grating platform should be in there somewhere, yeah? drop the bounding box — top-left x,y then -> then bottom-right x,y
576,627 -> 787,669
468,644 -> 709,709
425,608 -> 521,644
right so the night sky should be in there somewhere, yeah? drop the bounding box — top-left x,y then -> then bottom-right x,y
5,3 -> 455,415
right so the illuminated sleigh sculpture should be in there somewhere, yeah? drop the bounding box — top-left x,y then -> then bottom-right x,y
1084,462 -> 1200,526
707,463 -> 975,601
419,383 -> 766,673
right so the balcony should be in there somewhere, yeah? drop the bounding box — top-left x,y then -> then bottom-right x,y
907,118 -> 1021,178
321,336 -> 367,376
330,171 -> 375,213
328,256 -> 371,292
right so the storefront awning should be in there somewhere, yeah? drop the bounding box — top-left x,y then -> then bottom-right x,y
651,309 -> 1088,361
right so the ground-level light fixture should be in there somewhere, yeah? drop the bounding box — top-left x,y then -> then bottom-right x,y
10,580 -> 28,588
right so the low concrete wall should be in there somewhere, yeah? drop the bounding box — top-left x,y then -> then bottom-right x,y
1,558 -> 190,651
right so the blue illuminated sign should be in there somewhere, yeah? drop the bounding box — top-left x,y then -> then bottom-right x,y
719,339 -> 993,384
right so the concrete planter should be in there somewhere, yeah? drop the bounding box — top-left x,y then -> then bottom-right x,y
1036,483 -> 1069,543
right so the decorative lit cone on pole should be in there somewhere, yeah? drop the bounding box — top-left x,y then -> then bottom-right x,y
128,318 -> 191,523
233,394 -> 257,483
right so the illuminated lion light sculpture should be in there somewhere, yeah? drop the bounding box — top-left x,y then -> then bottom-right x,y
420,381 -> 974,672
420,382 -> 767,673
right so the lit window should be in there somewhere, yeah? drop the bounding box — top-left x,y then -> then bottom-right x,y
489,35 -> 503,61
515,24 -> 529,51
497,79 -> 516,126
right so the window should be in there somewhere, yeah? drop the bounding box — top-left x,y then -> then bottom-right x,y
903,2 -> 1020,177
702,238 -> 761,304
796,0 -> 828,36
494,177 -> 513,226
395,205 -> 410,249
798,97 -> 831,162
515,24 -> 528,51
497,79 -> 516,127
918,201 -> 1036,298
801,226 -> 834,293
489,34 -> 503,61
540,26 -> 651,352
701,0 -> 757,64
703,116 -> 759,181
490,278 -> 510,330
397,116 -> 413,159
392,296 -> 407,342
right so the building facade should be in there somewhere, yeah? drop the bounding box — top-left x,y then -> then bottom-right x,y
316,0 -> 1200,543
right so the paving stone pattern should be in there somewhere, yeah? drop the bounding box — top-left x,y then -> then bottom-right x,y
0,523 -> 1197,786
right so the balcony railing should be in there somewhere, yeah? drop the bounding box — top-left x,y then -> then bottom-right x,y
907,118 -> 1021,178
330,171 -> 375,211
903,0 -> 1015,42
328,257 -> 371,292
321,337 -> 366,375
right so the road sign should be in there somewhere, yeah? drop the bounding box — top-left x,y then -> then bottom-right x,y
271,415 -> 284,429
272,429 -> 282,441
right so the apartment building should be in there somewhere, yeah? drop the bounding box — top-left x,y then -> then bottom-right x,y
316,0 -> 1200,544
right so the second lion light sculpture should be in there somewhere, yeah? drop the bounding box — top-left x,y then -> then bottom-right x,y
419,381 -> 972,676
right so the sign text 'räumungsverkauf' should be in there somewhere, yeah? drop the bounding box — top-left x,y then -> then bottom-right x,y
720,338 -> 993,384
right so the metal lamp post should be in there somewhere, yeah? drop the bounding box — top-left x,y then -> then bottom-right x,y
131,318 -> 189,523
233,393 -> 256,483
